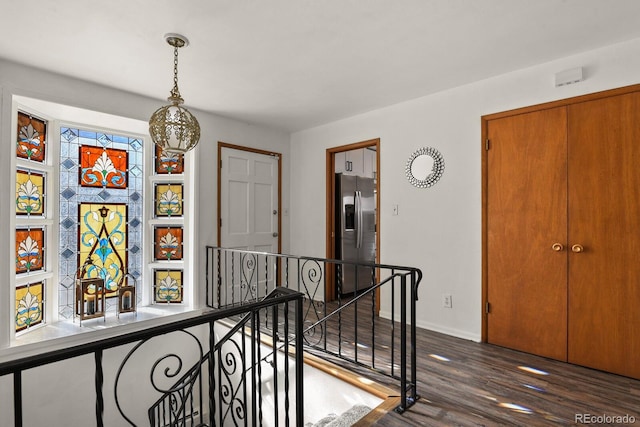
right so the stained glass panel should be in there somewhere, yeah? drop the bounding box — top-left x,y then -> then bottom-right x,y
16,228 -> 45,274
78,203 -> 127,296
79,145 -> 128,188
16,169 -> 45,216
59,127 -> 143,318
154,227 -> 183,261
155,184 -> 183,217
154,270 -> 183,303
17,111 -> 46,162
155,145 -> 184,174
16,282 -> 44,332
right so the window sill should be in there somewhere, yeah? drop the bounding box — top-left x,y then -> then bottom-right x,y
1,305 -> 203,365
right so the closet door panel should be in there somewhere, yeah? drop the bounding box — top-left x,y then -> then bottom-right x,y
487,107 -> 568,361
568,92 -> 640,379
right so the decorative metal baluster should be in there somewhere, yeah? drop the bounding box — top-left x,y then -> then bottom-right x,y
411,270 -> 419,405
323,260 -> 328,352
398,273 -> 407,413
264,253 -> 268,298
354,265 -> 359,364
391,269 -> 396,378
208,321 -> 216,427
241,321 -> 248,427
95,350 -> 104,427
271,303 -> 279,427
371,266 -> 376,369
13,371 -> 22,427
283,300 -> 291,427
231,252 -> 236,306
337,263 -> 342,356
294,294 -> 304,427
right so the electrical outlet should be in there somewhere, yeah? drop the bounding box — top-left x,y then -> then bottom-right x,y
443,294 -> 453,308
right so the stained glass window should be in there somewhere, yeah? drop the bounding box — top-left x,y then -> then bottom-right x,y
154,227 -> 183,261
15,282 -> 45,332
79,145 -> 128,188
154,270 -> 183,303
15,228 -> 45,274
155,145 -> 184,174
17,111 -> 46,162
16,169 -> 45,216
78,203 -> 127,296
155,183 -> 183,217
58,127 -> 143,319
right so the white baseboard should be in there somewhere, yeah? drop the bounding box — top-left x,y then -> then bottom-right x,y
378,310 -> 481,343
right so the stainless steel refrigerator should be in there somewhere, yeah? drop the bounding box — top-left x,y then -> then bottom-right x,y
335,173 -> 376,295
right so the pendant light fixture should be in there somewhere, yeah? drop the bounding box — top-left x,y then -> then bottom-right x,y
149,33 -> 201,153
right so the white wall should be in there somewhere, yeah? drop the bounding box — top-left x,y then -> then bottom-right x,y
0,58 -> 290,348
289,37 -> 640,341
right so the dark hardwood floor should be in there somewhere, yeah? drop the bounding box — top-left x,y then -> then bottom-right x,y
368,327 -> 639,426
303,299 -> 640,426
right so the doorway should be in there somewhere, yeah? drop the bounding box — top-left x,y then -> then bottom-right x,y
217,142 -> 281,253
326,138 -> 380,301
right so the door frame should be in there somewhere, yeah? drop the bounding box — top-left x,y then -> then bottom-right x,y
326,138 -> 380,301
217,141 -> 282,253
481,83 -> 640,342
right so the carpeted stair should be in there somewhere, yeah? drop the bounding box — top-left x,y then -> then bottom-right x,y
306,404 -> 372,427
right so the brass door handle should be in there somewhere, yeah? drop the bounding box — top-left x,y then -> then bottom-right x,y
571,244 -> 584,253
551,243 -> 564,252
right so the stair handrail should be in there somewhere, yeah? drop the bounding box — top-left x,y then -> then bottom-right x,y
303,270 -> 419,334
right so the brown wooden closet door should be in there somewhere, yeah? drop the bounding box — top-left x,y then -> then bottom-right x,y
568,92 -> 640,379
487,107 -> 568,361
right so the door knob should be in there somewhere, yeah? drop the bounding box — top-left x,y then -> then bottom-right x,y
551,243 -> 564,252
272,232 -> 279,237
571,244 -> 584,253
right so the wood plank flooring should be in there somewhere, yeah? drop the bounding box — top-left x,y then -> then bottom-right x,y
305,299 -> 640,426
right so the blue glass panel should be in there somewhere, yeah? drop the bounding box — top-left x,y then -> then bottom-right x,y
61,188 -> 75,200
113,135 -> 128,144
79,137 -> 96,146
79,130 -> 97,139
61,128 -> 78,142
61,158 -> 76,170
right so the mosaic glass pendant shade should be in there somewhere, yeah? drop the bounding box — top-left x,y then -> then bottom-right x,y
16,282 -> 44,332
15,228 -> 45,274
80,145 -> 128,188
17,111 -> 46,162
155,183 -> 183,217
79,203 -> 127,296
16,169 -> 45,216
154,270 -> 183,303
155,145 -> 184,174
154,227 -> 183,260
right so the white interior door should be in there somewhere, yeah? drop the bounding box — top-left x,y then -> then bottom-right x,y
220,146 -> 279,300
220,147 -> 279,251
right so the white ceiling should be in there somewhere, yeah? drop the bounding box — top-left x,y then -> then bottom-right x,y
2,0 -> 640,132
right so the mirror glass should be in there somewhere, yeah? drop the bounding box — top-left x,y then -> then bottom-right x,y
410,154 -> 434,181
405,147 -> 444,188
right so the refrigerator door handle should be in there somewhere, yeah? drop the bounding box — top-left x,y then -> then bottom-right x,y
356,190 -> 363,248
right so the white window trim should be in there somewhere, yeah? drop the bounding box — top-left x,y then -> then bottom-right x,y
4,94 -> 196,348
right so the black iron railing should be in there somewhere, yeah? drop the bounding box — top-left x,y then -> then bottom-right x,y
0,287 -> 304,427
205,246 -> 422,413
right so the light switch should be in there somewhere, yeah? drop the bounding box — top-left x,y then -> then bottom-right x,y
392,204 -> 399,216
